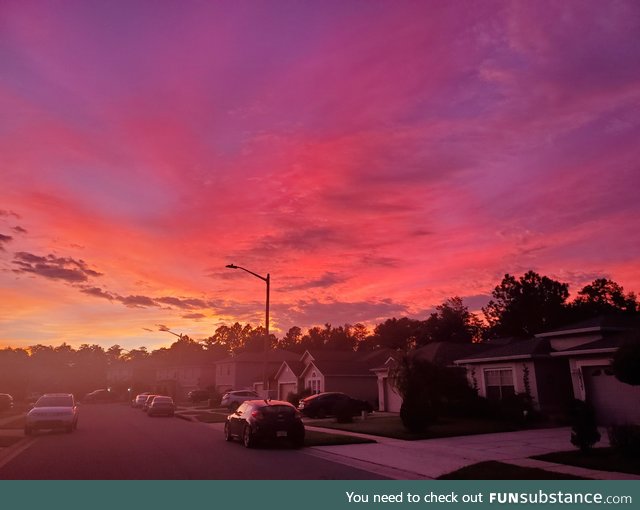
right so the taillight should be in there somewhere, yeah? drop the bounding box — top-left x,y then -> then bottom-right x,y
251,410 -> 264,421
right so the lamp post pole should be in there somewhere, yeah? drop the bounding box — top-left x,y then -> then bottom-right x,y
226,264 -> 270,398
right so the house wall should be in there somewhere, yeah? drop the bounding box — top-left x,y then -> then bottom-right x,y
275,365 -> 299,400
216,362 -> 237,391
302,368 -> 325,394
464,361 -> 540,408
533,358 -> 573,416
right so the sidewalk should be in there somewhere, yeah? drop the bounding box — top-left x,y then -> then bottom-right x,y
300,425 -> 640,480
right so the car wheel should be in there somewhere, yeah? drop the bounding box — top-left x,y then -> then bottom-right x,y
224,422 -> 232,442
242,425 -> 255,448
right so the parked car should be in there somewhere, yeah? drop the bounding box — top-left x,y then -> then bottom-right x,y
224,399 -> 305,448
25,393 -> 79,435
142,394 -> 158,412
298,392 -> 373,418
147,396 -> 175,417
131,393 -> 151,408
187,389 -> 211,403
0,393 -> 14,412
220,390 -> 260,410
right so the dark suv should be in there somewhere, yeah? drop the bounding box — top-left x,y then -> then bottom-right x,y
224,400 -> 305,448
298,392 -> 373,418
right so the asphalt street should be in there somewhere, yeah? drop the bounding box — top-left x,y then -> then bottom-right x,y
0,403 -> 387,480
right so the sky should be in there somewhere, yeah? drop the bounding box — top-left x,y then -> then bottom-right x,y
1,0 -> 639,351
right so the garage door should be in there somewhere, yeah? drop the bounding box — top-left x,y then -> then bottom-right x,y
583,366 -> 640,425
278,383 -> 296,401
383,377 -> 403,413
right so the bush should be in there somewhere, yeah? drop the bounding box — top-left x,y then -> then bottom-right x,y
495,393 -> 537,426
569,399 -> 601,452
400,392 -> 436,433
286,388 -> 313,406
608,424 -> 640,458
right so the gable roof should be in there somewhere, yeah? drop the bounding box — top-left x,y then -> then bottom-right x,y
413,342 -> 492,366
299,349 -> 396,378
551,331 -> 640,357
273,360 -> 306,381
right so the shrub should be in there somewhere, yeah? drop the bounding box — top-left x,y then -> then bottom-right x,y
608,424 -> 640,458
400,392 -> 436,433
496,393 -> 537,426
286,388 -> 313,406
612,340 -> 640,386
569,399 -> 601,452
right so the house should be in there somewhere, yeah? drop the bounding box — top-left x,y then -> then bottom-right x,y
372,342 -> 490,412
214,349 -> 299,397
273,349 -> 393,405
455,315 -> 640,424
155,362 -> 217,400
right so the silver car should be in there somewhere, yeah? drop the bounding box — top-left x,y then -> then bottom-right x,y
25,393 -> 79,435
220,390 -> 260,410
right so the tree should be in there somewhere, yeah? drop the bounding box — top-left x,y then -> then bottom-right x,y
279,326 -> 303,351
417,297 -> 484,345
483,271 -> 570,338
612,336 -> 640,386
572,278 -> 638,320
359,317 -> 422,351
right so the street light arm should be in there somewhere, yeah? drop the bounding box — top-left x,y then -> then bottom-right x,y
226,264 -> 268,283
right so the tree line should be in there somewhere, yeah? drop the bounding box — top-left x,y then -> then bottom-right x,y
1,272 -> 637,398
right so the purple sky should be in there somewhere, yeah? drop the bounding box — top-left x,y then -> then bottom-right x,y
1,1 -> 639,350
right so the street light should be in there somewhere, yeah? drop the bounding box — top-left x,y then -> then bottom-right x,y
226,263 -> 270,398
157,324 -> 184,339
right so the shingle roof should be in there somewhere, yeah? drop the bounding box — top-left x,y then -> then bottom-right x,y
536,315 -> 640,337
455,338 -> 552,363
551,331 -> 640,355
413,342 -> 493,366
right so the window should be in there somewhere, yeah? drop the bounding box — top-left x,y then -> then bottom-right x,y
308,371 -> 321,394
484,368 -> 515,400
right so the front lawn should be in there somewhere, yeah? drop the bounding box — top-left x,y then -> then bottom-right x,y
305,414 -> 520,440
192,412 -> 228,423
533,448 -> 640,476
438,461 -> 589,480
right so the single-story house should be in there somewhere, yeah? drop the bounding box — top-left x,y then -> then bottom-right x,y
215,349 -> 299,397
455,315 -> 640,424
372,342 -> 491,412
273,349 -> 393,405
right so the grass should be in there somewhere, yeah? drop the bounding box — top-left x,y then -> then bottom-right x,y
533,448 -> 640,476
438,461 -> 589,480
305,414 -> 520,440
192,412 -> 228,423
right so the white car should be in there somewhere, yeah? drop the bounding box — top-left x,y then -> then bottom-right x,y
25,393 -> 79,435
220,390 -> 260,410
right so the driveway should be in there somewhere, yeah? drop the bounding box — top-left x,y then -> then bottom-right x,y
303,426 -> 639,480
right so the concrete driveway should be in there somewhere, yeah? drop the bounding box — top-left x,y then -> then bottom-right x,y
304,426 -> 639,480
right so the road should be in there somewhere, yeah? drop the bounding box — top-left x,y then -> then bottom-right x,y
0,403 -> 387,479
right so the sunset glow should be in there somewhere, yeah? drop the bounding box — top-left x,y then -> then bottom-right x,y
1,1 -> 639,350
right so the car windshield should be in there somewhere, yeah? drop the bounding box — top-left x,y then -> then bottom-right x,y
35,396 -> 73,407
153,397 -> 172,403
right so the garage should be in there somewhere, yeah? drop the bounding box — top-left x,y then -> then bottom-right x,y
583,365 -> 640,425
278,382 -> 297,401
382,377 -> 403,413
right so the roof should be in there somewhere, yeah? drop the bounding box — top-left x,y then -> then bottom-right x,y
299,349 -> 396,378
535,315 -> 640,338
455,338 -> 552,364
412,342 -> 493,366
551,331 -> 640,357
